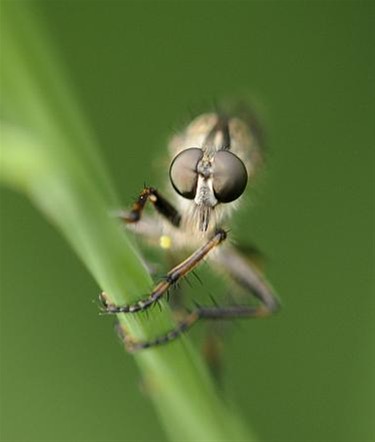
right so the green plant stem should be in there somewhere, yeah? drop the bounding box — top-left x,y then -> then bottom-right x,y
0,3 -> 255,441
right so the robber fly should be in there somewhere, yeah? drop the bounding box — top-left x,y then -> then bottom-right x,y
101,111 -> 280,351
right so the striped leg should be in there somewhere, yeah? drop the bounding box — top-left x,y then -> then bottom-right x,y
117,244 -> 280,352
100,229 -> 227,314
121,304 -> 278,352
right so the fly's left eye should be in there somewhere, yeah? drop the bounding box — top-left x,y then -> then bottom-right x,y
213,151 -> 248,203
169,148 -> 203,199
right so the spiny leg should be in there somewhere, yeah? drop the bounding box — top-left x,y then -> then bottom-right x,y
117,311 -> 200,352
119,186 -> 181,227
192,243 -> 281,322
100,185 -> 182,309
100,229 -> 227,314
118,244 -> 280,351
121,304 -> 275,352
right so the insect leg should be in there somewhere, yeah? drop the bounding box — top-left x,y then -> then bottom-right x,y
119,186 -> 181,227
210,244 -> 280,314
119,302 -> 274,352
121,302 -> 277,352
100,229 -> 227,314
119,243 -> 280,351
118,311 -> 200,352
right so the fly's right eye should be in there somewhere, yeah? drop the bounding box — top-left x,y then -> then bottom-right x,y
169,148 -> 203,199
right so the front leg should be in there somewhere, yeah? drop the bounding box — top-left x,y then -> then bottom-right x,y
119,186 -> 181,227
100,229 -> 227,314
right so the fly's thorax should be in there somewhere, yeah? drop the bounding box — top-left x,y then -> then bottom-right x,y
226,116 -> 263,177
168,113 -> 219,157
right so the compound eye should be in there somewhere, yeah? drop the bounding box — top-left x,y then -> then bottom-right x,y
213,151 -> 248,203
169,148 -> 203,199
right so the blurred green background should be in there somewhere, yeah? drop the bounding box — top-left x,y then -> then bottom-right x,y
1,1 -> 374,441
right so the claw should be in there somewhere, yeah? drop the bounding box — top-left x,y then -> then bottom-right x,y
98,292 -> 120,314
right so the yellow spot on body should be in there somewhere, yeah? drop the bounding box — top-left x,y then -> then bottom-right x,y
160,235 -> 172,249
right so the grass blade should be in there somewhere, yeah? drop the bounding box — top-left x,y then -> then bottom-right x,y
0,3 -> 255,441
